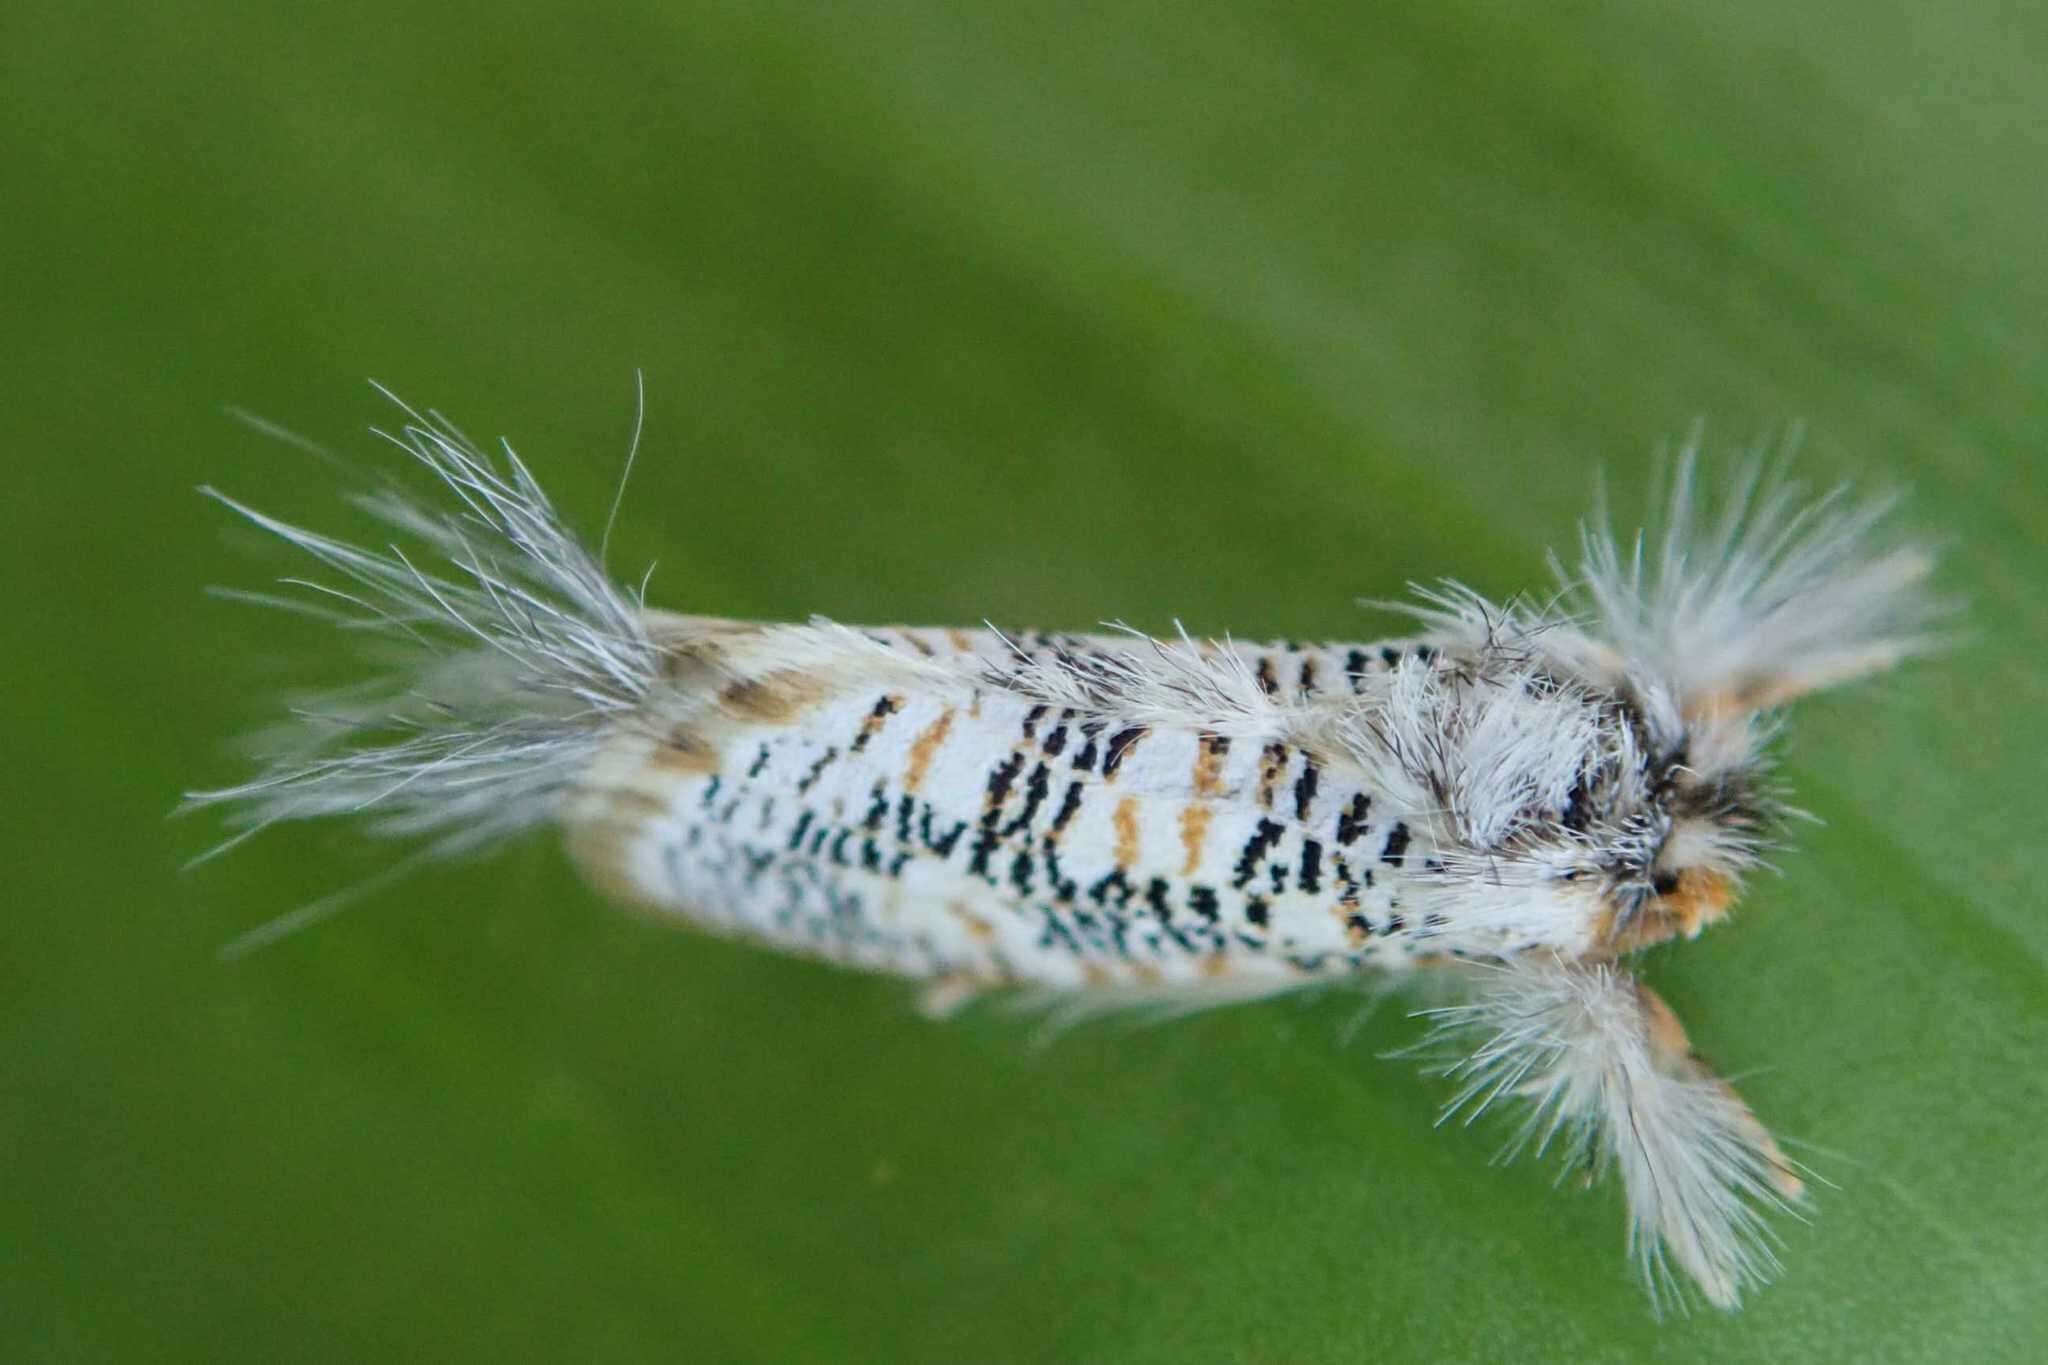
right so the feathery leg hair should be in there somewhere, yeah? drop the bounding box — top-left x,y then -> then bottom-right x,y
192,396 -> 1939,1311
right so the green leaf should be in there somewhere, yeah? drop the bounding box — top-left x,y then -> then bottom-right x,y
6,0 -> 2042,1360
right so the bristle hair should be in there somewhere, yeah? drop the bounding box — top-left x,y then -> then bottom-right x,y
1420,958 -> 1803,1311
1566,447 -> 1942,714
187,392 -> 658,853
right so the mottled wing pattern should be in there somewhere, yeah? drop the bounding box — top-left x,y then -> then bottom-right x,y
563,627 -> 1445,992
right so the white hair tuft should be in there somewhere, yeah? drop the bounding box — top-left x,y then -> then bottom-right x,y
1420,957 -> 1805,1311
187,391 -> 660,854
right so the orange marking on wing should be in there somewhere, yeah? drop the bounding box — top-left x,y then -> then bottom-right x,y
1255,742 -> 1287,810
902,708 -> 956,793
856,693 -> 905,747
651,729 -> 719,773
1192,735 -> 1228,796
717,671 -> 829,723
1178,802 -> 1212,876
1113,796 -> 1141,869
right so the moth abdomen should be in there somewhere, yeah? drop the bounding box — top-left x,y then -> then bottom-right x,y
568,642 -> 1475,991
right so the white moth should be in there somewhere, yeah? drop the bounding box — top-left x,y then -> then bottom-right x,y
194,395 -> 1940,1313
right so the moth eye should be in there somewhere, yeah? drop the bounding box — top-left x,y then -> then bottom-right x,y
1650,868 -> 1682,897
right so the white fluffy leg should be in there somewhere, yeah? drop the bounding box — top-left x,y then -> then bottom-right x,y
1420,958 -> 1804,1311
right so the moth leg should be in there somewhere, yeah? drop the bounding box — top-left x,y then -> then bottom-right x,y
1425,958 -> 1807,1309
1634,983 -> 1804,1200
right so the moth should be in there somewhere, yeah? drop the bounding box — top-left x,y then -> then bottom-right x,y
195,396 -> 1939,1311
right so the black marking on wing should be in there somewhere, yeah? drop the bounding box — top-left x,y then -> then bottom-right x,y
1102,727 -> 1146,777
1232,818 -> 1287,890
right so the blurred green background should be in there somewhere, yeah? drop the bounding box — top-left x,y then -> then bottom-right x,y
5,1 -> 2044,1360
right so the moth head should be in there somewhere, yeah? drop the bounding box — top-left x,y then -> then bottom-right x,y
1497,673 -> 1777,956
1578,698 -> 1772,954
1396,452 -> 1940,955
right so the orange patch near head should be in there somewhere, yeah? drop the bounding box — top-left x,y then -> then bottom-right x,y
1600,868 -> 1738,953
1665,868 -> 1736,938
